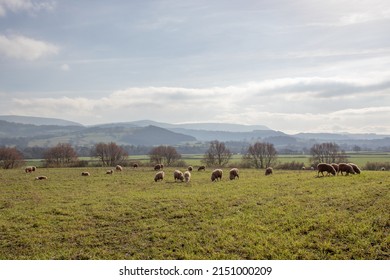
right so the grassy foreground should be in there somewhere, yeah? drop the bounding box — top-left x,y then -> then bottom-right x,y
0,167 -> 389,260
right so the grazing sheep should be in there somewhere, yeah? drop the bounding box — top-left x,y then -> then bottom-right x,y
81,172 -> 90,176
160,164 -> 164,169
35,176 -> 47,180
381,167 -> 385,171
115,165 -> 123,171
198,165 -> 206,171
331,163 -> 339,174
184,170 -> 191,183
265,167 -> 273,176
302,166 -> 306,170
317,163 -> 336,176
187,166 -> 193,172
25,166 -> 36,173
133,163 -> 139,168
229,168 -> 239,180
348,163 -> 361,174
173,170 -> 184,182
154,171 -> 165,182
211,169 -> 223,182
106,169 -> 114,174
338,163 -> 356,175
154,164 -> 162,171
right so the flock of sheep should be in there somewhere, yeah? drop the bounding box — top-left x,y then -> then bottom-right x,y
317,162 -> 362,177
24,161 -> 365,183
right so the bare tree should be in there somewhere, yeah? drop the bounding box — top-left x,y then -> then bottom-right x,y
93,142 -> 128,166
149,145 -> 181,166
243,142 -> 277,169
202,140 -> 232,167
44,143 -> 78,167
310,142 -> 347,165
0,147 -> 24,169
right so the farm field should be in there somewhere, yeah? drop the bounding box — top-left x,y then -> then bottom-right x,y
0,167 -> 389,260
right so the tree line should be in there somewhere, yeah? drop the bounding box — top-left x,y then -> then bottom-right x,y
0,141 -> 349,170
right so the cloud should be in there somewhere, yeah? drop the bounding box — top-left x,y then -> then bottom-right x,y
0,34 -> 59,60
0,0 -> 55,17
60,64 -> 70,71
7,76 -> 390,134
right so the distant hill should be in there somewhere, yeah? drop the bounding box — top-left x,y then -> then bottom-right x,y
100,120 -> 270,132
0,115 -> 83,126
1,115 -> 390,151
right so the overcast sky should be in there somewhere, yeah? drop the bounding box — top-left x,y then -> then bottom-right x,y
0,0 -> 389,134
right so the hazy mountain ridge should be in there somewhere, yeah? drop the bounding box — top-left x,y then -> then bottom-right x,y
1,115 -> 390,150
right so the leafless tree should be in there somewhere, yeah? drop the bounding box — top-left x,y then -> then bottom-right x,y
310,142 -> 347,165
149,145 -> 181,166
0,147 -> 24,169
243,142 -> 277,169
44,143 -> 78,167
202,140 -> 232,167
93,142 -> 128,166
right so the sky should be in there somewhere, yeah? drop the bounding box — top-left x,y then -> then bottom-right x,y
0,0 -> 390,134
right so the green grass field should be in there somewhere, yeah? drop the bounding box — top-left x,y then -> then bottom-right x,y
0,167 -> 389,260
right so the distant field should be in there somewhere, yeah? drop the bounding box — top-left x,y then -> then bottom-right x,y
0,167 -> 388,260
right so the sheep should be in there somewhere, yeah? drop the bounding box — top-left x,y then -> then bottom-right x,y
265,167 -> 273,176
173,170 -> 184,182
154,164 -> 162,171
133,163 -> 139,168
115,165 -> 123,171
184,170 -> 191,183
229,168 -> 239,180
106,169 -> 114,174
35,176 -> 47,180
154,171 -> 165,182
331,163 -> 339,174
302,166 -> 306,170
187,166 -> 193,172
211,169 -> 223,182
381,167 -> 385,171
317,163 -> 336,176
338,163 -> 356,176
198,165 -> 206,171
81,172 -> 90,176
348,163 -> 361,174
25,166 -> 36,173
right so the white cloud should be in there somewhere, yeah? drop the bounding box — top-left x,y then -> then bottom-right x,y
0,34 -> 59,60
60,63 -> 70,71
0,0 -> 55,16
7,76 -> 390,133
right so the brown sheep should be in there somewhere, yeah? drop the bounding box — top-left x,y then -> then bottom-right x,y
184,170 -> 191,183
381,167 -> 385,171
198,165 -> 206,171
211,169 -> 223,182
115,165 -> 123,171
133,163 -> 139,168
229,168 -> 239,180
154,164 -> 162,171
81,172 -> 90,176
265,167 -> 273,176
25,166 -> 36,173
173,170 -> 184,182
187,166 -> 193,172
338,163 -> 356,175
331,163 -> 339,174
154,171 -> 165,182
348,163 -> 361,174
106,169 -> 114,174
35,176 -> 47,180
317,163 -> 336,176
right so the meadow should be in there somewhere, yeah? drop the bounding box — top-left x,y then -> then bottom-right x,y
0,166 -> 389,260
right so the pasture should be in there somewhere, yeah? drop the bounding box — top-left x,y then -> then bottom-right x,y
0,167 -> 389,260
